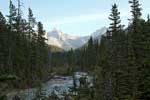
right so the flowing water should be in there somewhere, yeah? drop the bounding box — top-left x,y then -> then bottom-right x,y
7,72 -> 93,100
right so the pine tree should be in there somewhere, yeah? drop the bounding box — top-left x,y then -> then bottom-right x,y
6,0 -> 17,72
128,0 -> 143,99
129,0 -> 142,33
102,4 -> 122,100
0,11 -> 7,73
0,0 -> 51,90
108,4 -> 130,100
36,21 -> 48,80
138,19 -> 150,99
25,8 -> 36,84
15,0 -> 22,32
20,18 -> 28,32
108,4 -> 121,34
7,0 -> 17,31
28,8 -> 36,37
147,14 -> 150,22
0,12 -> 7,32
37,22 -> 45,43
86,37 -> 95,69
67,48 -> 75,74
27,8 -> 36,62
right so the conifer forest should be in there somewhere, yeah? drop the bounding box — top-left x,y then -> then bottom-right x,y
0,0 -> 150,100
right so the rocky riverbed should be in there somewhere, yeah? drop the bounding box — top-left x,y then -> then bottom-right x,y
7,72 -> 93,100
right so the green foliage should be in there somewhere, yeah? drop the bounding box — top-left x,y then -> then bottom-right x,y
69,0 -> 150,100
0,95 -> 7,100
0,0 -> 49,89
109,3 -> 121,33
0,75 -> 18,82
0,0 -> 150,100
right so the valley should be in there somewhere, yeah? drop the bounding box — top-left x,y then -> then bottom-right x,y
0,0 -> 150,100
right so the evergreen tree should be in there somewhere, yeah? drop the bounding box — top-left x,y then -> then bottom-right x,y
108,4 -> 129,100
7,0 -> 17,31
0,0 -> 50,89
147,14 -> 150,22
94,35 -> 110,100
0,11 -> 7,70
128,0 -> 142,99
67,48 -> 75,74
6,0 -> 17,72
102,4 -> 122,100
108,4 -> 121,34
28,7 -> 36,37
138,19 -> 150,99
25,8 -> 37,85
86,37 -> 95,69
15,0 -> 22,32
37,22 -> 45,43
0,11 -> 7,32
36,21 -> 48,81
1,0 -> 150,99
129,0 -> 142,33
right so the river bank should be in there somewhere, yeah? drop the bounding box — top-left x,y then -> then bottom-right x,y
6,72 -> 93,100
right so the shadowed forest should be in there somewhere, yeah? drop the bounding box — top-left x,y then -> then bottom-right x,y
0,0 -> 150,100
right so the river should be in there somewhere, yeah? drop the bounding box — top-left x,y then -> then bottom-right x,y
7,72 -> 93,100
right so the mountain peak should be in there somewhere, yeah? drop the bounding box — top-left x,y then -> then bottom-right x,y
52,27 -> 61,33
91,27 -> 107,38
47,27 -> 107,51
48,28 -> 65,38
52,28 -> 64,35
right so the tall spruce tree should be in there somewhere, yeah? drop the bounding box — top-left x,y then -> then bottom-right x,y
128,0 -> 142,99
0,0 -> 51,90
147,14 -> 150,22
28,8 -> 36,38
129,0 -> 142,33
108,4 -> 121,34
37,22 -> 45,44
6,0 -> 17,72
101,30 -> 114,100
15,0 -> 22,32
0,11 -> 7,74
87,37 -> 94,69
103,4 -> 122,100
67,48 -> 75,74
108,4 -> 129,100
7,0 -> 17,31
36,21 -> 48,81
0,12 -> 7,32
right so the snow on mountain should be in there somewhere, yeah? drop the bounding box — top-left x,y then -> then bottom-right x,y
47,27 -> 107,51
91,27 -> 107,39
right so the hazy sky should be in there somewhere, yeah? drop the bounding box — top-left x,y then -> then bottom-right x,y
0,0 -> 150,36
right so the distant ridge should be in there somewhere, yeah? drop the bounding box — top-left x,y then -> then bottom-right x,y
47,27 -> 107,51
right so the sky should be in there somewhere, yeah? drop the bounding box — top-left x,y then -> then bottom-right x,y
0,0 -> 150,36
